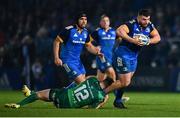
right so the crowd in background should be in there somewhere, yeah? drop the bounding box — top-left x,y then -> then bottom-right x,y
0,0 -> 180,90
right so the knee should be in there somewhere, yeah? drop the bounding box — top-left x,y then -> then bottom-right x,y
120,79 -> 131,87
107,70 -> 116,81
36,92 -> 41,98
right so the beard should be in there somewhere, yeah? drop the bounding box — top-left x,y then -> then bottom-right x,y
77,23 -> 86,29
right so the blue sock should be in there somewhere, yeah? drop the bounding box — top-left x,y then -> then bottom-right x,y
65,82 -> 77,89
114,89 -> 124,103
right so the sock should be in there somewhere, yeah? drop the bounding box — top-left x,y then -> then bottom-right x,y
114,89 -> 124,103
17,92 -> 38,106
65,82 -> 77,89
30,91 -> 35,95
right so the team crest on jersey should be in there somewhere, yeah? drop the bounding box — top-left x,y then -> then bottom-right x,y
111,31 -> 115,35
84,33 -> 87,38
145,27 -> 150,33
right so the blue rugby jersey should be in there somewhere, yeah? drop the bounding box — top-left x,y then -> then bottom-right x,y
58,25 -> 91,63
116,18 -> 155,58
91,27 -> 116,62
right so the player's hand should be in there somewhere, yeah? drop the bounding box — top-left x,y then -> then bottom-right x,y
95,46 -> 104,58
97,52 -> 104,58
133,37 -> 144,46
96,95 -> 109,109
54,57 -> 63,66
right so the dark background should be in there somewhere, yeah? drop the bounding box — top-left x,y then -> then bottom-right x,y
0,0 -> 180,91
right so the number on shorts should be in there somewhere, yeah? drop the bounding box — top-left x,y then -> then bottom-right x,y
117,57 -> 123,67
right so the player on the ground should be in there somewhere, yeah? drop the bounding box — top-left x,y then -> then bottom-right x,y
91,14 -> 116,83
53,12 -> 103,86
104,9 -> 161,108
5,76 -> 110,109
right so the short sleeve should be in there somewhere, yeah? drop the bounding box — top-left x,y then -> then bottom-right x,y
57,26 -> 72,44
90,30 -> 99,45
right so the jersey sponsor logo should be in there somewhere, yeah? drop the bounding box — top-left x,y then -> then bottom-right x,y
72,40 -> 85,44
101,36 -> 115,40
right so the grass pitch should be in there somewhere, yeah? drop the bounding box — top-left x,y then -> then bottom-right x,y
1,91 -> 180,117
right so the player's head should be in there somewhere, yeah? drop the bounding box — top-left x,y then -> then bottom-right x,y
100,14 -> 110,29
75,12 -> 87,29
137,9 -> 151,27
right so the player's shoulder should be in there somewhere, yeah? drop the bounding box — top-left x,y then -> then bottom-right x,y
148,21 -> 155,28
65,25 -> 74,30
127,18 -> 136,24
86,76 -> 98,80
123,18 -> 136,28
86,76 -> 98,83
83,27 -> 88,32
109,27 -> 115,31
95,27 -> 101,31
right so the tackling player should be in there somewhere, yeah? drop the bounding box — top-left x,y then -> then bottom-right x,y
5,76 -> 111,109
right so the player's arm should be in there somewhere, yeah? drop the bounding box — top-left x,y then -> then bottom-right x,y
149,27 -> 161,44
85,35 -> 104,57
89,95 -> 109,109
53,36 -> 63,66
95,95 -> 109,109
116,24 -> 143,46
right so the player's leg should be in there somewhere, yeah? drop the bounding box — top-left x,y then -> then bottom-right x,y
115,72 -> 134,103
97,69 -> 107,82
113,72 -> 134,108
22,85 -> 32,97
97,69 -> 107,88
74,62 -> 86,84
5,89 -> 51,108
63,62 -> 86,89
96,57 -> 107,82
75,74 -> 86,83
105,67 -> 116,82
111,53 -> 137,108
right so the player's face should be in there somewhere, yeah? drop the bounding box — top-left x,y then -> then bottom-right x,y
78,17 -> 87,28
100,17 -> 110,29
138,15 -> 150,27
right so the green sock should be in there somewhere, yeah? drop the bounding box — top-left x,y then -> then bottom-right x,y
17,93 -> 38,106
30,91 -> 35,95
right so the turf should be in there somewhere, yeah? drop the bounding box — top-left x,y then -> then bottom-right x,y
1,91 -> 180,117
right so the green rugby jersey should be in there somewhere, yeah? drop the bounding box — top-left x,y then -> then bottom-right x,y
67,77 -> 106,108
